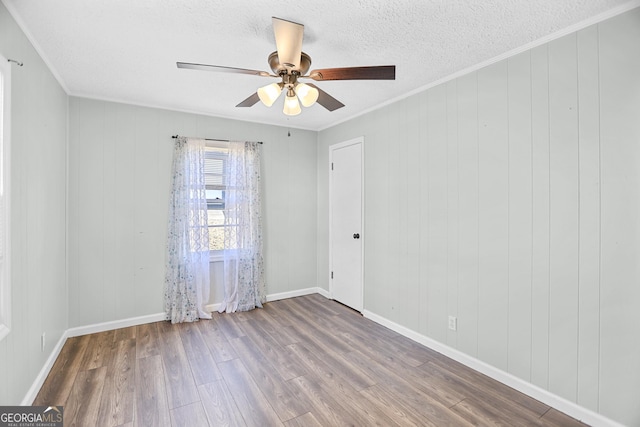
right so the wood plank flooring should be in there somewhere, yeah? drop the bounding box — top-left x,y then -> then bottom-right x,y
34,294 -> 588,426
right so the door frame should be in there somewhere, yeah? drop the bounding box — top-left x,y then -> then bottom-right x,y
329,136 -> 364,311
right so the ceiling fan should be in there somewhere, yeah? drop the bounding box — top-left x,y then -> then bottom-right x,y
177,17 -> 396,116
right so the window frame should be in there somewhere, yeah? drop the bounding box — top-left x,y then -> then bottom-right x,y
0,54 -> 12,342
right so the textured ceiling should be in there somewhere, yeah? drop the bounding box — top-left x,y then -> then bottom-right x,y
2,0 -> 636,130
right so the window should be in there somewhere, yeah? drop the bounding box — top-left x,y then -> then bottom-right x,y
0,54 -> 12,341
204,145 -> 228,255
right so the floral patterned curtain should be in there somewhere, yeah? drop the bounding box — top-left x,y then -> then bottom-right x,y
165,137 -> 212,323
218,141 -> 265,313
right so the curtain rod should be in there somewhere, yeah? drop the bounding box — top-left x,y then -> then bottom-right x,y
172,135 -> 263,144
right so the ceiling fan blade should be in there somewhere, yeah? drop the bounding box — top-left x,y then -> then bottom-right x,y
272,17 -> 304,70
308,65 -> 396,81
177,62 -> 273,77
236,92 -> 261,107
307,83 -> 345,111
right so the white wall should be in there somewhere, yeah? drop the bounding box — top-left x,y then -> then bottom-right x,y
317,8 -> 640,426
0,2 -> 68,405
68,97 -> 317,327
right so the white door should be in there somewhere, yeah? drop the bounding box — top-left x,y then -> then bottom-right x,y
330,138 -> 363,312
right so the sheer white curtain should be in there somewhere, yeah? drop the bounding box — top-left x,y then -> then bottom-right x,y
165,136 -> 212,323
218,141 -> 265,313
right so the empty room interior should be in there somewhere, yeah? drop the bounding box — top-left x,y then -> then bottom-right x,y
0,0 -> 639,426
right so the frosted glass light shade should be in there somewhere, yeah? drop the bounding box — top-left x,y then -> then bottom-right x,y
257,83 -> 282,107
283,94 -> 301,116
295,83 -> 319,107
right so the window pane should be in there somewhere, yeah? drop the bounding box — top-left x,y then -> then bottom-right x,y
206,189 -> 222,200
208,210 -> 224,251
204,156 -> 224,174
208,209 -> 224,226
207,189 -> 224,210
204,147 -> 230,253
209,225 -> 224,251
204,151 -> 225,189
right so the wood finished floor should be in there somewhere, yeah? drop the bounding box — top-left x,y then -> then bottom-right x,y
34,294 -> 588,426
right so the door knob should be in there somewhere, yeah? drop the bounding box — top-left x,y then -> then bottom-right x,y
353,233 -> 360,239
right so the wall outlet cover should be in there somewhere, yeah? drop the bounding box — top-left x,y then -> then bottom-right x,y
448,316 -> 457,331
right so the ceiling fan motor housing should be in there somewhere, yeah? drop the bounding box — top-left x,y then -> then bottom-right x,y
268,51 -> 312,76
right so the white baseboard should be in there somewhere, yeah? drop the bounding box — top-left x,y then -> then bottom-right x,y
362,309 -> 624,427
205,286 -> 325,313
22,313 -> 166,405
20,330 -> 69,406
64,287 -> 324,338
266,286 -> 326,302
205,302 -> 222,312
23,286 -> 327,405
315,286 -> 330,299
66,312 -> 167,338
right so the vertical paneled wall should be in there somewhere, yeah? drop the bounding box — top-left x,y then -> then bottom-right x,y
317,8 -> 640,425
0,3 -> 68,405
597,9 -> 640,421
68,98 -> 317,328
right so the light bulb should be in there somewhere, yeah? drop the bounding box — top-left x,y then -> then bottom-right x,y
283,93 -> 301,116
296,83 -> 319,107
257,83 -> 282,107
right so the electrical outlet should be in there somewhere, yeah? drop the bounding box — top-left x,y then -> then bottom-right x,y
448,316 -> 457,331
41,333 -> 46,352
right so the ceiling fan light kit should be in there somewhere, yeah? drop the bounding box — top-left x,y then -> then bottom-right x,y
296,83 -> 319,107
283,90 -> 302,116
257,82 -> 282,107
177,17 -> 396,116
258,81 -> 319,115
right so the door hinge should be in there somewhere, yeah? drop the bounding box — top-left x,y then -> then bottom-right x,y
331,162 -> 334,170
331,271 -> 333,279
